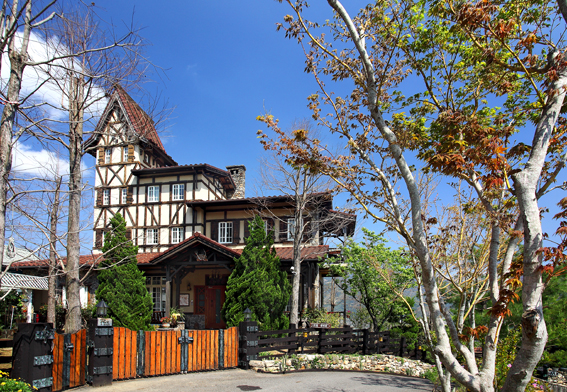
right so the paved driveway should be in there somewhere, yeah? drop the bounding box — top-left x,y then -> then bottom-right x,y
78,369 -> 433,392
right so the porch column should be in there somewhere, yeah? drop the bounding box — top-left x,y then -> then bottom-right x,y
165,266 -> 171,316
313,264 -> 320,308
165,280 -> 171,316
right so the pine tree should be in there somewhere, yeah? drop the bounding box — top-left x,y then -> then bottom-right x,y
95,213 -> 153,331
222,216 -> 291,331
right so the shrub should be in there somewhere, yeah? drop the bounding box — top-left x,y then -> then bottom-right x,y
0,370 -> 34,392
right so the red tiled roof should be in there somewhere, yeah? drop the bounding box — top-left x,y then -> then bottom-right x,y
233,245 -> 329,261
11,252 -> 163,269
11,243 -> 329,269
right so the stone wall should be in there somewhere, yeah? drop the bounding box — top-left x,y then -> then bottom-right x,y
249,353 -> 434,378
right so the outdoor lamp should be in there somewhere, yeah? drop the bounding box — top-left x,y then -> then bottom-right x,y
97,299 -> 108,317
244,308 -> 252,322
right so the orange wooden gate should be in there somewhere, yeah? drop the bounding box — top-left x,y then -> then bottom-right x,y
110,326 -> 239,380
223,327 -> 238,368
112,327 -> 138,380
143,329 -> 182,377
52,329 -> 86,391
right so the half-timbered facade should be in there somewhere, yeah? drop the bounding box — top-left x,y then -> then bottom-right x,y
83,86 -> 356,328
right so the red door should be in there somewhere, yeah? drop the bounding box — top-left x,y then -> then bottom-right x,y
205,286 -> 226,329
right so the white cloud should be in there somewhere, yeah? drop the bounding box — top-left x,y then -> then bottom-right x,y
11,141 -> 88,179
1,31 -> 108,122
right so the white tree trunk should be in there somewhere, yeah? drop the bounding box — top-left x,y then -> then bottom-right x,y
502,53 -> 567,392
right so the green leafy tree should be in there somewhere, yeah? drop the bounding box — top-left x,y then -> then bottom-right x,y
329,229 -> 418,342
95,213 -> 152,331
222,216 -> 291,331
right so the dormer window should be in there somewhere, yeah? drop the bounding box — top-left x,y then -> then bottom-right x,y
105,148 -> 112,164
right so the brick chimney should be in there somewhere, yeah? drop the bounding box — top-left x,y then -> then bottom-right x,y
226,165 -> 246,199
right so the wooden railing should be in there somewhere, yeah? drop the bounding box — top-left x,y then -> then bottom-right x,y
238,321 -> 425,367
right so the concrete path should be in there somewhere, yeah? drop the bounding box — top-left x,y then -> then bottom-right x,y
78,369 -> 434,392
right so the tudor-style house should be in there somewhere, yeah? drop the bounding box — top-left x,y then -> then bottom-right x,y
15,85 -> 355,329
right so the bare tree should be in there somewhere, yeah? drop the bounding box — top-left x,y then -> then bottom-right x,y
33,5 -> 145,333
256,124 -> 346,325
0,0 -> 56,287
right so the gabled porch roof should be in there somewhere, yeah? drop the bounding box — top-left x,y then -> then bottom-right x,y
146,232 -> 240,267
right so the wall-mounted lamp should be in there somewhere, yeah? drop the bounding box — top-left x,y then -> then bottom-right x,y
244,308 -> 252,322
186,282 -> 192,291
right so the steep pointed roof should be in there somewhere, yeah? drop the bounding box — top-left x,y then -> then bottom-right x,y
84,85 -> 176,165
113,85 -> 165,151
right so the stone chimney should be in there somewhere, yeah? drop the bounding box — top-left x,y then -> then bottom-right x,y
226,165 -> 246,199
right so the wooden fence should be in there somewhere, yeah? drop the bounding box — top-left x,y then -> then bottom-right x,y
238,321 -> 425,367
10,323 -> 239,391
112,326 -> 238,381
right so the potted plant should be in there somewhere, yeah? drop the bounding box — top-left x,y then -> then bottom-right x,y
160,316 -> 171,328
170,307 -> 185,329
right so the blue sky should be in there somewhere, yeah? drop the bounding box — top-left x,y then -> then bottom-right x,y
5,0 -> 565,254
89,0 -> 362,188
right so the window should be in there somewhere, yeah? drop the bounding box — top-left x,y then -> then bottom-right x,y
103,189 -> 110,205
218,222 -> 233,244
144,154 -> 149,163
147,186 -> 159,202
146,228 -> 159,245
105,148 -> 111,164
123,146 -> 129,162
146,276 -> 166,312
121,188 -> 128,204
171,227 -> 183,244
287,218 -> 296,241
172,184 -> 185,201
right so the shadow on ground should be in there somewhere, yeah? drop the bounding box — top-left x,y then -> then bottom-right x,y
350,373 -> 432,391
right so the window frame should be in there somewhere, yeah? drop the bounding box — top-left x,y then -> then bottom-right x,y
171,227 -> 183,244
146,276 -> 166,312
146,228 -> 159,245
123,146 -> 129,162
104,148 -> 111,164
121,188 -> 128,204
218,221 -> 233,244
172,183 -> 185,201
147,185 -> 159,203
103,189 -> 110,205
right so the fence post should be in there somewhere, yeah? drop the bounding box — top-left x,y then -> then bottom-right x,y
362,329 -> 369,355
288,324 -> 296,355
317,328 -> 326,354
399,336 -> 406,357
87,318 -> 113,387
12,323 -> 54,391
136,330 -> 145,377
238,320 -> 258,369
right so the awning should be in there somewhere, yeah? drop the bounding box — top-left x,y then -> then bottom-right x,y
0,272 -> 48,290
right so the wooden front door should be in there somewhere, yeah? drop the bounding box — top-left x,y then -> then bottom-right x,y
205,286 -> 226,329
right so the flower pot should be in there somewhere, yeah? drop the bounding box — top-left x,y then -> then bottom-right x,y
176,322 -> 185,330
161,323 -> 170,328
